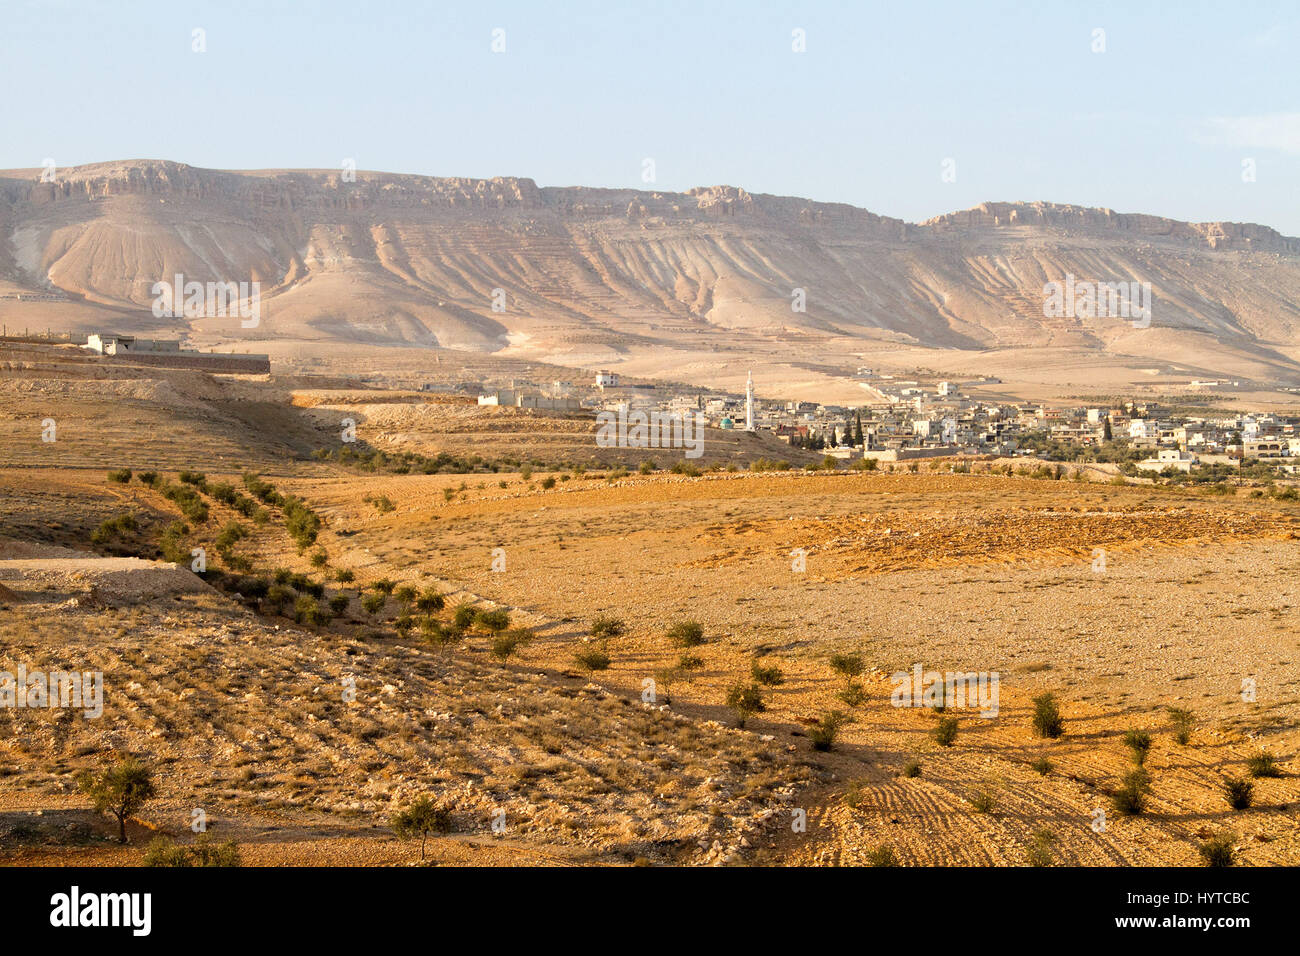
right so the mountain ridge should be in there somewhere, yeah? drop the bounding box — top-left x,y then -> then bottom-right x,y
4,159 -> 1300,397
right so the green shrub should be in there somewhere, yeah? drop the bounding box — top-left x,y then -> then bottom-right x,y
372,579 -> 397,595
666,620 -> 705,648
574,644 -> 611,671
475,608 -> 511,633
540,476 -> 557,490
1167,706 -> 1194,745
590,615 -> 625,639
1222,776 -> 1254,810
1031,756 -> 1054,776
310,549 -> 329,568
967,786 -> 997,813
829,652 -> 865,684
809,711 -> 845,751
329,593 -> 351,614
838,682 -> 867,707
1028,829 -> 1056,867
750,658 -> 784,686
678,652 -> 704,670
393,584 -> 418,605
491,631 -> 524,660
415,588 -> 444,612
1246,751 -> 1282,778
1198,832 -> 1236,867
294,595 -> 330,626
725,682 -> 765,728
902,758 -> 922,778
452,603 -> 477,629
865,845 -> 898,866
1123,730 -> 1153,765
390,796 -> 453,860
933,716 -> 959,747
1111,769 -> 1152,815
106,468 -> 132,484
143,834 -> 241,867
1031,692 -> 1065,738
335,568 -> 355,583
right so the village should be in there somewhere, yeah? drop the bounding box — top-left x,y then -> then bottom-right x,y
466,367 -> 1300,476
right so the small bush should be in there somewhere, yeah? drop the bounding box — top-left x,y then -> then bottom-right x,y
574,644 -> 611,671
1031,692 -> 1065,738
968,786 -> 997,813
453,603 -> 477,629
1031,756 -> 1054,776
143,834 -> 241,867
107,468 -> 132,484
902,758 -> 922,778
750,658 -> 784,686
1167,706 -> 1194,745
393,584 -> 418,605
666,620 -> 705,648
829,652 -> 865,684
415,588 -> 444,612
1111,769 -> 1152,816
1246,751 -> 1283,778
725,681 -> 765,728
371,578 -> 397,595
475,608 -> 511,633
361,592 -> 386,614
838,682 -> 867,707
1123,730 -> 1153,766
540,476 -> 557,490
491,631 -> 524,661
1222,776 -> 1254,810
865,845 -> 898,867
933,716 -> 959,747
294,595 -> 330,626
590,615 -> 625,639
809,712 -> 845,752
329,593 -> 351,614
335,568 -> 355,584
1198,832 -> 1236,867
1028,829 -> 1056,867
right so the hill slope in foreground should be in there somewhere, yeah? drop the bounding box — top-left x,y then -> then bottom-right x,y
4,160 -> 1300,401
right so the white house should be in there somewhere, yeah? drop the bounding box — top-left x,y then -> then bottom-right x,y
595,370 -> 619,387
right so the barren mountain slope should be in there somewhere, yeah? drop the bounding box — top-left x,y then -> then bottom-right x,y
4,160 -> 1300,390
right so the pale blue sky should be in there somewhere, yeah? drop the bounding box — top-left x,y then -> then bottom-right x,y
5,0 -> 1299,233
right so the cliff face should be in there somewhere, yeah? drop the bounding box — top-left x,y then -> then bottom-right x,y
3,160 -> 1300,372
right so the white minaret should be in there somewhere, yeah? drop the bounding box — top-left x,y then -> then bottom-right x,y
745,370 -> 755,431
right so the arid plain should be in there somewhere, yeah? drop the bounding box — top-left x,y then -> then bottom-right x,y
2,344 -> 1297,867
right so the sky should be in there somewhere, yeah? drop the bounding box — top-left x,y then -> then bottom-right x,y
5,0 -> 1300,233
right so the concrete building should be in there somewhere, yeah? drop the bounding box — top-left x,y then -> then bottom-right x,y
82,331 -> 268,373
